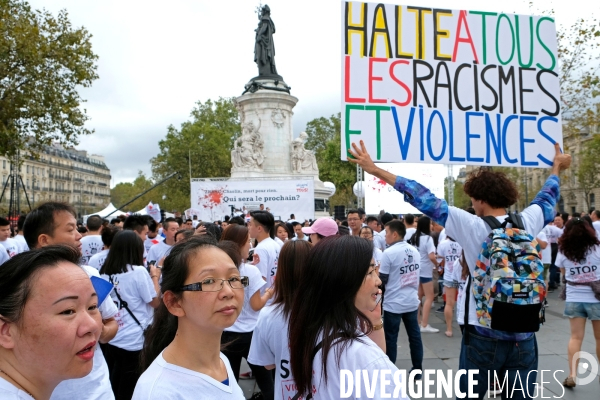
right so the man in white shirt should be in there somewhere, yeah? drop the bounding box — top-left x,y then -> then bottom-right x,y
548,215 -> 565,290
291,221 -> 308,241
14,215 -> 29,253
147,217 -> 178,267
0,217 -> 19,257
591,210 -> 600,238
80,215 -> 103,264
248,211 -> 280,293
379,220 -> 423,374
144,216 -> 164,253
346,209 -> 362,236
349,140 -> 571,398
23,202 -> 119,400
403,213 -> 417,242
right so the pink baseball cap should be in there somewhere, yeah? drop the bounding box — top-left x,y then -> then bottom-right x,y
302,217 -> 338,237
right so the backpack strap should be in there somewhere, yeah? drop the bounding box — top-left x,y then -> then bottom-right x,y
109,275 -> 144,330
291,341 -> 323,400
482,216 -> 502,230
504,212 -> 525,230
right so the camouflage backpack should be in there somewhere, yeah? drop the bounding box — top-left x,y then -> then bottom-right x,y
471,213 -> 546,333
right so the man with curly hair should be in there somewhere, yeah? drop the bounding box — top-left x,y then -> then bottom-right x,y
349,141 -> 571,400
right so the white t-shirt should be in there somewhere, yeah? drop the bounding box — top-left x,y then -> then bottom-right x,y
438,228 -> 447,243
0,247 -> 9,266
147,241 -> 172,266
13,235 -> 29,253
144,236 -> 164,253
101,266 -> 157,351
544,225 -> 563,244
445,207 -> 545,329
248,305 -> 291,400
0,378 -> 34,400
593,221 -> 600,238
226,263 -> 266,333
373,247 -> 383,264
254,237 -> 280,289
80,235 -> 104,265
0,238 -> 19,258
52,265 -> 118,400
452,259 -> 467,325
380,241 -> 421,314
404,227 -> 416,242
555,246 -> 600,303
291,235 -> 309,241
373,231 -> 386,252
436,239 -> 462,281
310,334 -> 409,400
88,249 -> 109,271
536,230 -> 549,264
273,237 -> 285,248
411,234 -> 436,278
132,352 -> 244,400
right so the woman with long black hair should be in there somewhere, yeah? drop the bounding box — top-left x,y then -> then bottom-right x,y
99,230 -> 161,400
408,216 -> 439,333
219,224 -> 274,399
248,239 -> 312,400
288,236 -> 408,399
555,218 -> 600,388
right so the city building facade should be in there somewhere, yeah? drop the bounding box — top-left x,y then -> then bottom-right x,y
0,143 -> 111,217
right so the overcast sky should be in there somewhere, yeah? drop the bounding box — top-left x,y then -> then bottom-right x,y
27,0 -> 590,187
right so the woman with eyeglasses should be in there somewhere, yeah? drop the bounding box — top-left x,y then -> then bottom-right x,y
288,236 -> 408,399
360,226 -> 382,265
219,225 -> 274,399
99,230 -> 161,400
555,218 -> 600,388
134,236 -> 246,399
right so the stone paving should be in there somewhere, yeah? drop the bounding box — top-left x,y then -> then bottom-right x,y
239,288 -> 600,399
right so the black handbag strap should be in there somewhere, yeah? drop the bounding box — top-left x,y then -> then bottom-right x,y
109,275 -> 143,330
464,267 -> 472,345
291,341 -> 323,400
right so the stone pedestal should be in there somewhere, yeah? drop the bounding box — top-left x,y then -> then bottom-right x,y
230,78 -> 334,217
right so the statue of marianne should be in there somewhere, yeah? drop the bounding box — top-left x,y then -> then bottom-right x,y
254,5 -> 278,77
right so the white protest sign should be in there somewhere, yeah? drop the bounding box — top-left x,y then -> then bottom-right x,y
365,163 -> 445,215
145,202 -> 161,222
341,1 -> 562,167
190,179 -> 315,222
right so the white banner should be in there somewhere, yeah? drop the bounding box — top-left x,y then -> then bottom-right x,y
365,163 -> 445,215
190,179 -> 315,222
341,1 -> 562,168
145,202 -> 161,222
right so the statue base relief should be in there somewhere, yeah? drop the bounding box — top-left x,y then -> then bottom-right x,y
230,78 -> 333,217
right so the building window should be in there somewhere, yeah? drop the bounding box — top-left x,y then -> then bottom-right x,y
26,165 -> 30,173
590,193 -> 596,211
571,206 -> 576,215
558,196 -> 564,213
2,160 -> 5,169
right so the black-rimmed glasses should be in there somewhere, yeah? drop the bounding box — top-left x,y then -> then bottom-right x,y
179,276 -> 249,292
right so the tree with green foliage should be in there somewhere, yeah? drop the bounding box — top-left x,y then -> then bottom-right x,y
443,179 -> 471,209
577,135 -> 600,210
304,113 -> 356,208
150,98 -> 239,212
110,171 -> 156,212
0,0 -> 98,158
